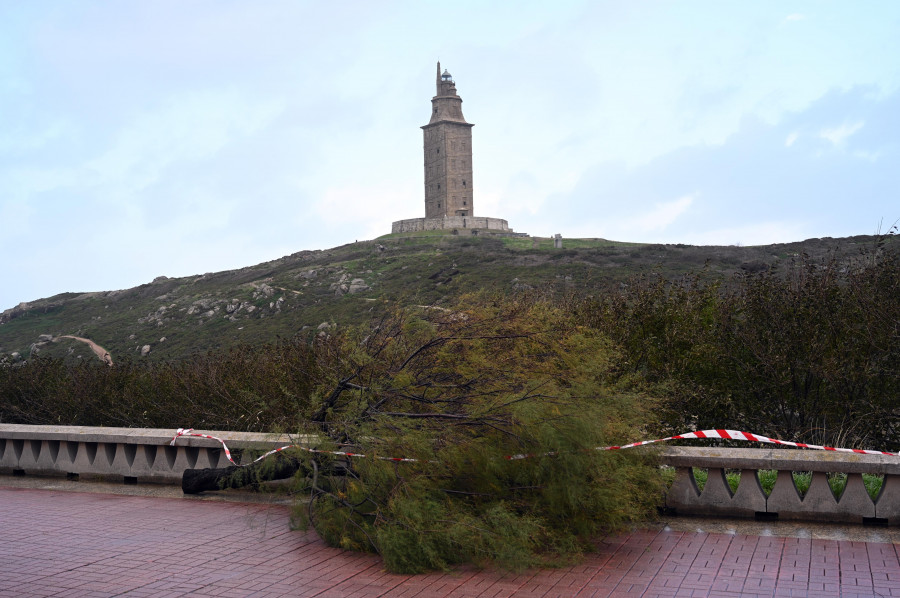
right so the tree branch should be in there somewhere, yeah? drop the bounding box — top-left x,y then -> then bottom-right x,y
311,373 -> 363,422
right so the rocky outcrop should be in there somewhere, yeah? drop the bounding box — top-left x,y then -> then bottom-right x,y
252,283 -> 275,299
186,298 -> 220,315
348,279 -> 369,294
138,304 -> 176,326
0,301 -> 63,325
329,272 -> 370,296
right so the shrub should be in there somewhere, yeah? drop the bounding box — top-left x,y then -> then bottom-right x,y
0,340 -> 322,431
581,240 -> 900,450
290,293 -> 663,573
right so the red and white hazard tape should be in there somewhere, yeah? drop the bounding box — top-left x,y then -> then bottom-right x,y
601,429 -> 899,455
170,428 -> 417,467
505,429 -> 899,460
170,427 -> 899,468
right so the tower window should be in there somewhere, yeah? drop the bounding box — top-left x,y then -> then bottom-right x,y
437,184 -> 440,190
462,180 -> 466,187
463,200 -> 467,205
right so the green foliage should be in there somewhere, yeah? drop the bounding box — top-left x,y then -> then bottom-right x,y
758,469 -> 778,496
499,237 -> 641,251
687,469 -> 883,500
0,340 -> 322,430
583,239 -> 900,451
1,234 -> 877,363
863,474 -> 884,501
290,294 -> 663,573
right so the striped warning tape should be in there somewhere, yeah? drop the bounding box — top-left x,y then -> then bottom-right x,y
507,429 -> 900,460
170,427 -> 899,468
169,428 -> 417,467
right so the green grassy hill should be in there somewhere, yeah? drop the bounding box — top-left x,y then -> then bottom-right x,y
0,232 -> 881,363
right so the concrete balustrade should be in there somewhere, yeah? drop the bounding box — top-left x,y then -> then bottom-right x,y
4,424 -> 900,526
661,447 -> 900,524
0,424 -> 300,483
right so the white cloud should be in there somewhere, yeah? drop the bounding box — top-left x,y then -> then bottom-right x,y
689,221 -> 809,246
629,194 -> 695,233
785,132 -> 798,147
0,119 -> 74,155
783,13 -> 806,24
474,189 -> 504,219
568,194 -> 697,242
853,150 -> 881,162
315,180 -> 418,241
560,194 -> 697,242
86,91 -> 285,194
820,121 -> 864,146
0,200 -> 35,239
2,165 -> 84,199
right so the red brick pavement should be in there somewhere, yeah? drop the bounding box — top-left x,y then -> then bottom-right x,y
2,487 -> 900,597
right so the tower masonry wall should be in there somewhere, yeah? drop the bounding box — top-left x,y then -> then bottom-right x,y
423,123 -> 473,219
390,62 -> 516,236
392,217 -> 511,234
423,62 -> 475,220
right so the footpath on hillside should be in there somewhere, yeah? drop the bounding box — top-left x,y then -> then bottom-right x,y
58,334 -> 113,365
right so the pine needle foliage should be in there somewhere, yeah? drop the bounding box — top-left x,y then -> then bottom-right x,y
291,293 -> 662,573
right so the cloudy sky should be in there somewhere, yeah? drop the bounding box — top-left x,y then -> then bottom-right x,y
1,1 -> 898,310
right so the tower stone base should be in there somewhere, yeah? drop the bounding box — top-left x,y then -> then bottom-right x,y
391,216 -> 511,234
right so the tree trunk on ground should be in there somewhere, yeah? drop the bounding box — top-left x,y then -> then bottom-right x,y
182,457 -> 303,494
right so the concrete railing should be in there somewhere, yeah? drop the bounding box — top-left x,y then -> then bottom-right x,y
661,447 -> 900,525
4,424 -> 900,526
0,424 -> 299,483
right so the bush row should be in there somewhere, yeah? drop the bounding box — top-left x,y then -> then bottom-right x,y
580,243 -> 900,450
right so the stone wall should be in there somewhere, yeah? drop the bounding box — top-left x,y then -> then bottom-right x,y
661,446 -> 900,524
0,424 -> 299,484
391,216 -> 511,234
5,423 -> 900,527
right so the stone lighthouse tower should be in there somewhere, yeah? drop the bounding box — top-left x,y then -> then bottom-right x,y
390,63 -> 511,235
422,62 -> 474,218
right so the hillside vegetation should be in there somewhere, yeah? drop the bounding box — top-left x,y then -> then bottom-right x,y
1,232 -> 895,449
0,232 -> 881,362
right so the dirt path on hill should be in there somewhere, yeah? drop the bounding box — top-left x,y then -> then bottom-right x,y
271,285 -> 302,295
58,335 -> 113,365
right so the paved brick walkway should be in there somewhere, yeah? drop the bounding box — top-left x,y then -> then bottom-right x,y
2,487 -> 900,597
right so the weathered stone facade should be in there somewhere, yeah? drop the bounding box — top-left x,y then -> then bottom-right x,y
422,63 -> 474,219
391,62 -> 513,235
391,216 -> 510,234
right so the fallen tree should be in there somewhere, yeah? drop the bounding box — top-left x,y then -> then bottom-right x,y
287,293 -> 664,573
